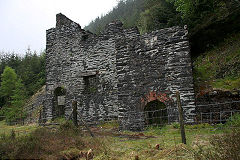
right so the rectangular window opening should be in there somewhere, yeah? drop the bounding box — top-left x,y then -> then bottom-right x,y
83,75 -> 98,94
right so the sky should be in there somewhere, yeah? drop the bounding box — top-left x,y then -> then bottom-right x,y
0,0 -> 118,55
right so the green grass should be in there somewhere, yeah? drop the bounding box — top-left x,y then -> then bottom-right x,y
213,77 -> 240,90
103,124 -> 222,160
97,120 -> 119,129
0,120 -> 38,136
193,33 -> 240,92
0,120 -> 237,160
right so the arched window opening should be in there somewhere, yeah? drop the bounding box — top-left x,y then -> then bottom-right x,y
53,87 -> 66,118
144,100 -> 168,126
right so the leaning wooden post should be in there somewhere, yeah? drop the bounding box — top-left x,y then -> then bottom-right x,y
77,112 -> 94,137
176,91 -> 186,144
77,101 -> 94,137
38,110 -> 42,124
72,101 -> 78,127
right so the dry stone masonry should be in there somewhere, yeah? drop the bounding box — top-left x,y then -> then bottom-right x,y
43,13 -> 195,130
24,85 -> 46,124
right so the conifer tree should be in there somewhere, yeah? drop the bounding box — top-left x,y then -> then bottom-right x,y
11,79 -> 26,108
0,66 -> 18,103
0,66 -> 27,122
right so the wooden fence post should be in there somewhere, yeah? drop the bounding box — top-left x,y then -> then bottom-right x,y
176,91 -> 187,144
72,101 -> 78,127
77,112 -> 94,137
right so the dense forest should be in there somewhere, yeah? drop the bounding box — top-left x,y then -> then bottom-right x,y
85,0 -> 240,54
0,49 -> 45,122
85,0 -> 240,92
0,0 -> 240,123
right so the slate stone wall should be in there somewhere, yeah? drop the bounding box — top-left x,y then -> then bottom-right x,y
116,26 -> 195,130
24,86 -> 46,124
45,13 -> 120,124
44,13 -> 195,130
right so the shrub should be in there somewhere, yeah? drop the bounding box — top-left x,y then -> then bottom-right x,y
214,123 -> 224,130
51,116 -> 67,124
194,129 -> 240,160
4,106 -> 26,124
58,148 -> 82,159
0,132 -> 40,159
171,122 -> 180,129
58,120 -> 81,136
59,120 -> 75,131
10,129 -> 16,140
225,113 -> 240,128
0,121 -> 114,159
186,123 -> 213,129
0,133 -> 7,140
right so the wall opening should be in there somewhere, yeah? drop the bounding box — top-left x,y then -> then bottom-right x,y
53,87 -> 66,118
144,100 -> 168,126
83,75 -> 98,94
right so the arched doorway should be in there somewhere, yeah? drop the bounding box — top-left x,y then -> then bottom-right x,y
53,87 -> 66,119
144,100 -> 168,126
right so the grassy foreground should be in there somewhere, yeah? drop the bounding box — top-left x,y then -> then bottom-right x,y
0,120 -> 239,160
0,120 -> 38,136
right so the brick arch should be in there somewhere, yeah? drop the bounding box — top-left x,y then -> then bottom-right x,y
143,99 -> 168,125
140,90 -> 174,111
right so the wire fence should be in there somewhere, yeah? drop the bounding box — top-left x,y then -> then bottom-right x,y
198,110 -> 240,124
2,100 -> 240,129
1,99 -> 240,160
195,100 -> 240,124
104,100 -> 240,130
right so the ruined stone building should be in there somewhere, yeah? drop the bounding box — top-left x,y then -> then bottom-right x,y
43,13 -> 195,130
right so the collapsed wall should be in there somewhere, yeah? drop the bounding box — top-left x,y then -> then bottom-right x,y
44,13 -> 196,130
24,85 -> 46,124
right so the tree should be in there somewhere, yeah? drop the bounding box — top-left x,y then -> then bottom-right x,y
0,66 -> 27,123
0,50 -> 46,100
138,0 -> 181,33
11,79 -> 26,107
0,66 -> 18,104
4,79 -> 27,123
84,0 -> 145,34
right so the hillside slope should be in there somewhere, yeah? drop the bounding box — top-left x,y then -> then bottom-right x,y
84,0 -> 145,34
84,0 -> 180,34
193,33 -> 240,94
84,0 -> 240,95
